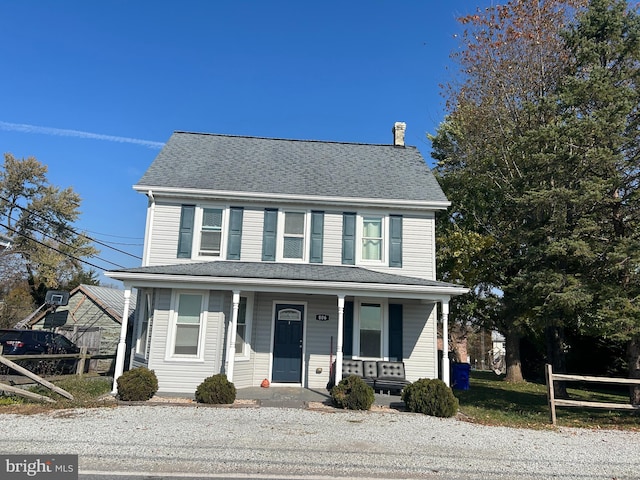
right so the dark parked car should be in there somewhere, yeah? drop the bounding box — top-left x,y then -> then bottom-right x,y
0,329 -> 80,374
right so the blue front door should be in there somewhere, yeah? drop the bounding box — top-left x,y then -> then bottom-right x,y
272,304 -> 304,383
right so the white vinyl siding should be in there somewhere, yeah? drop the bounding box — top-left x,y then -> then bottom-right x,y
321,211 -> 344,264
402,302 -> 438,382
147,203 -> 187,266
146,289 -> 226,394
239,208 -> 265,262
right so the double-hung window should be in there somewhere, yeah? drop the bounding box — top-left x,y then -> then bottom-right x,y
171,292 -> 206,358
234,294 -> 253,359
199,208 -> 223,256
361,216 -> 383,261
283,211 -> 305,259
359,302 -> 383,357
135,291 -> 153,359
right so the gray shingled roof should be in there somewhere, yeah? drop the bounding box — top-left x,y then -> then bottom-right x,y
111,261 -> 459,288
136,132 -> 448,204
81,285 -> 137,322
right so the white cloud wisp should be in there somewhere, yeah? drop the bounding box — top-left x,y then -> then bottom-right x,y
0,121 -> 165,149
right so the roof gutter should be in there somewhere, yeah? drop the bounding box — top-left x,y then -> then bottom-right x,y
132,185 -> 451,211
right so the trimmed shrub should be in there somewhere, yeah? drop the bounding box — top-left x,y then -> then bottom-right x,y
401,378 -> 459,417
117,367 -> 158,401
195,374 -> 236,404
330,374 -> 375,410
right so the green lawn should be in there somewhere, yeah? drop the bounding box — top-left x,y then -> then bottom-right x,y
455,370 -> 640,430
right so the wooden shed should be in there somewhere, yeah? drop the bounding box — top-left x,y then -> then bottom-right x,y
30,285 -> 137,373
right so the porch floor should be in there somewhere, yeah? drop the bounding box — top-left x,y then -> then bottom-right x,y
235,386 -> 405,410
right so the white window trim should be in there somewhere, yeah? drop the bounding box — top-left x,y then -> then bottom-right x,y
352,298 -> 389,360
134,290 -> 153,360
356,213 -> 389,266
165,290 -> 209,362
193,204 -> 229,260
275,210 -> 310,263
234,292 -> 254,361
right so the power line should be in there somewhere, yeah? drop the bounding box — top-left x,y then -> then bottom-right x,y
0,195 -> 142,260
0,221 -> 127,271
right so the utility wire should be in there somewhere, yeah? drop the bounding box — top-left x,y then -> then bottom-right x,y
0,221 -> 127,271
0,195 -> 142,260
1,210 -> 128,269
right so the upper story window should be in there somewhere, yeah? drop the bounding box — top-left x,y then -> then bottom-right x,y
199,208 -> 223,256
342,213 -> 402,267
178,205 -> 243,260
262,209 -> 323,263
361,216 -> 383,261
282,211 -> 305,259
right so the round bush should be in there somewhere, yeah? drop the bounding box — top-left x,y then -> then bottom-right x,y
401,378 -> 459,417
117,367 -> 158,401
195,374 -> 236,404
330,374 -> 375,410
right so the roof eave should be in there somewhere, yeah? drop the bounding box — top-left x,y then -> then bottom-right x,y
105,271 -> 468,300
133,185 -> 451,211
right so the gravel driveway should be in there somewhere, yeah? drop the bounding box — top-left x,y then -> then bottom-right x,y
1,404 -> 638,479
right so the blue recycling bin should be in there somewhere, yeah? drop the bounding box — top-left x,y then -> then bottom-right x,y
452,362 -> 471,390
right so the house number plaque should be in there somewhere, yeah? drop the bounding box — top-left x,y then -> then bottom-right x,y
315,314 -> 329,321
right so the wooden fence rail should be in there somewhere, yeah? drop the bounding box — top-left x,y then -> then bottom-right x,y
545,363 -> 640,425
2,347 -> 116,375
0,347 -> 116,403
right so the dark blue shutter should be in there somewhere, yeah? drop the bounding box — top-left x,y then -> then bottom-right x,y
342,213 -> 356,265
226,207 -> 244,260
389,303 -> 403,361
343,301 -> 353,357
177,205 -> 195,258
262,209 -> 278,261
309,211 -> 324,263
389,215 -> 403,267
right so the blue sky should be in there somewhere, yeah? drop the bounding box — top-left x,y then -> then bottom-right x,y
0,1 -> 490,285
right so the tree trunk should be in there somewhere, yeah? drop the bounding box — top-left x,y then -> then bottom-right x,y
504,330 -> 524,382
545,325 -> 568,398
627,337 -> 640,405
450,324 -> 470,363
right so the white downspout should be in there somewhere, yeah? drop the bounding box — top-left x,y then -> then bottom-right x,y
226,291 -> 240,382
142,190 -> 155,266
112,286 -> 132,394
335,295 -> 345,385
441,300 -> 450,387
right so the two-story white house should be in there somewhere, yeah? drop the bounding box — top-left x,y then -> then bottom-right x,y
106,123 -> 467,395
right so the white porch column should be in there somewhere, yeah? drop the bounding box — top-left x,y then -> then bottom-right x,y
335,295 -> 345,385
112,286 -> 132,394
441,300 -> 450,387
225,291 -> 241,382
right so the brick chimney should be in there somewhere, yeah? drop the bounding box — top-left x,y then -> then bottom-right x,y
392,122 -> 406,147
